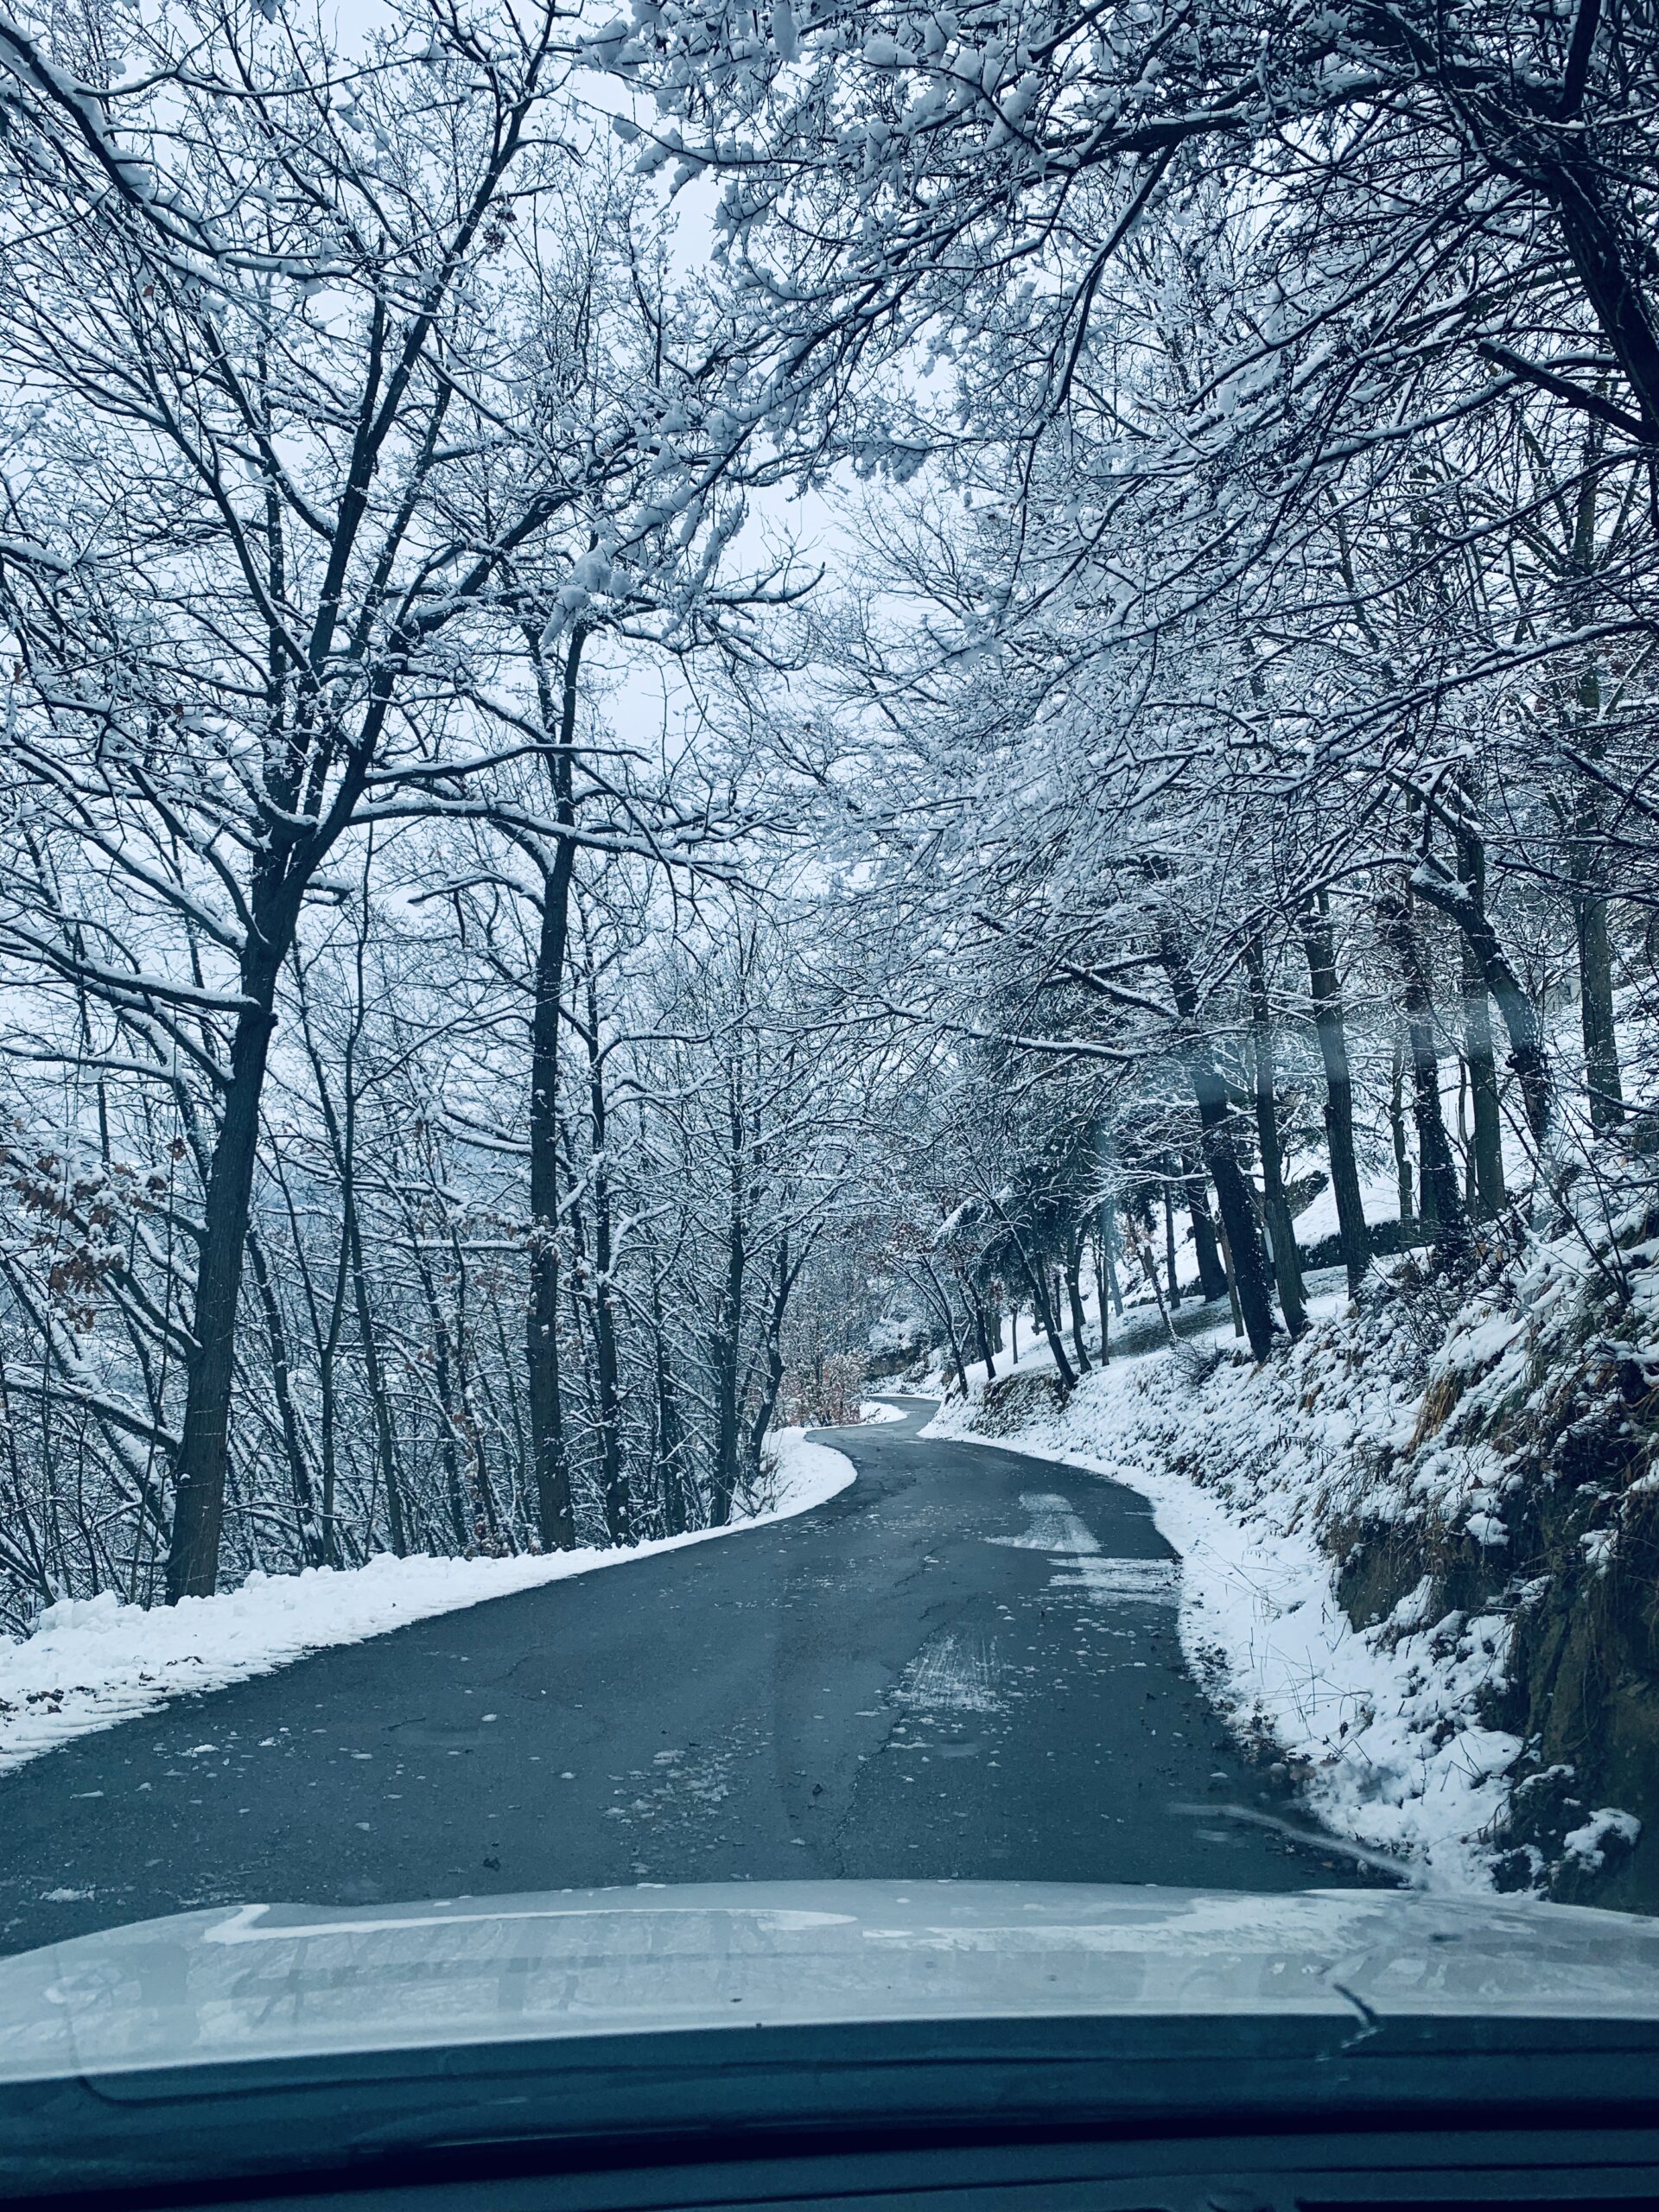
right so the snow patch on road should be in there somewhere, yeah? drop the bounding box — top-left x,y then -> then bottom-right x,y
1058,1556 -> 1180,1605
985,1490 -> 1179,1605
986,1491 -> 1097,1553
897,1630 -> 1001,1713
0,1427 -> 854,1775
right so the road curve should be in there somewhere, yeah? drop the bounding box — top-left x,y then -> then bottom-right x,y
0,1400 -> 1387,1956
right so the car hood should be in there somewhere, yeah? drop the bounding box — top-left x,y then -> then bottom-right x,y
3,1878 -> 1658,2085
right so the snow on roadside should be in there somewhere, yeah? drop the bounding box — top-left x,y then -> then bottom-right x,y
854,1399 -> 906,1425
923,1331 -> 1521,1893
0,1427 -> 854,1776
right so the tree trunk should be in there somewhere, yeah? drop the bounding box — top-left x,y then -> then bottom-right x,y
1102,1223 -> 1123,1318
1414,830 -> 1551,1149
999,1217 -> 1077,1389
1157,929 -> 1278,1360
1064,1230 -> 1092,1376
165,973 -> 278,1602
1377,890 -> 1471,1261
1128,1214 -> 1179,1347
1181,1151 -> 1230,1302
648,1257 -> 692,1537
315,1192 -> 347,1569
1203,1128 -> 1270,1355
747,1230 -> 810,1490
1539,141 -> 1659,446
1389,1036 -> 1415,1227
918,1255 -> 969,1395
582,958 -> 627,1547
346,1166 -> 406,1558
1576,880 -> 1624,1128
1244,938 -> 1306,1336
1215,1216 -> 1245,1338
1301,894 -> 1372,1295
963,1267 -> 997,1381
407,1220 -> 474,1552
1563,533 -> 1624,1125
246,1227 -> 327,1567
1561,455 -> 1625,1126
1162,1166 -> 1181,1306
709,1087 -> 747,1528
525,626 -> 586,1553
445,1224 -> 506,1551
301,969 -> 406,1559
1460,933 -> 1506,1218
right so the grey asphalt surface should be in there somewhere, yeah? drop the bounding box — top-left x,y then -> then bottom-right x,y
0,1399 -> 1389,1957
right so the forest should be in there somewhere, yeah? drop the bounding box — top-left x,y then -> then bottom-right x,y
1,0 -> 1656,1685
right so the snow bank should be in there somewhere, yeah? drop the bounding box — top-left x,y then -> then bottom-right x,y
0,1427 -> 854,1774
855,1399 -> 906,1425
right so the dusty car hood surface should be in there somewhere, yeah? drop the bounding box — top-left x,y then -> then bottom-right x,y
3,1878 -> 1658,2083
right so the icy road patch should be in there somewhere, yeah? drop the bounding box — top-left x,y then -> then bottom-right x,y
0,1430 -> 855,1774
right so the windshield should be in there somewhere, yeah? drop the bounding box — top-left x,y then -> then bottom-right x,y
0,0 -> 1655,2135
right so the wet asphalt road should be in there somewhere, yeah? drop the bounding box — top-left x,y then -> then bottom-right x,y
0,1401 -> 1388,1956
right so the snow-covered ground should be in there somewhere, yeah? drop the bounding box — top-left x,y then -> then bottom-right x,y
853,1399 -> 906,1425
0,1429 -> 855,1776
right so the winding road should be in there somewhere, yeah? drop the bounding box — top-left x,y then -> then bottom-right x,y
0,1400 -> 1388,1957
